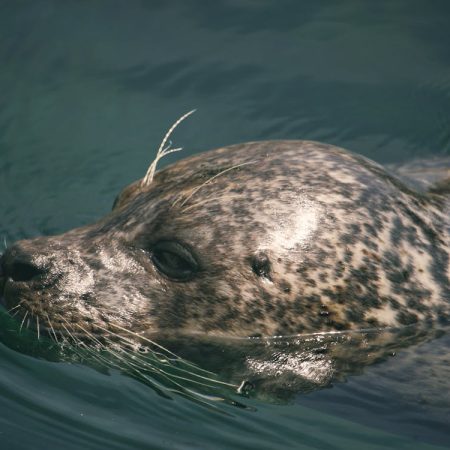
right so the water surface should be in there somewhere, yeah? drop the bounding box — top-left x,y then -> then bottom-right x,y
1,1 -> 450,449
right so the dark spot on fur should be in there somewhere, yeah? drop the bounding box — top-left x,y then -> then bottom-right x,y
387,296 -> 401,310
397,311 -> 419,325
328,320 -> 347,331
318,273 -> 327,284
334,261 -> 345,279
304,277 -> 317,287
366,317 -> 380,326
346,307 -> 364,323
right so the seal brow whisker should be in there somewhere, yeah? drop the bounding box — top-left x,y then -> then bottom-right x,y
175,160 -> 257,208
182,194 -> 246,213
142,109 -> 196,187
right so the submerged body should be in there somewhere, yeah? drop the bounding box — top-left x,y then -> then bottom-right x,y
0,140 -> 449,342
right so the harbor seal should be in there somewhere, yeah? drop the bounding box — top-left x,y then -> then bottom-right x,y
0,138 -> 449,344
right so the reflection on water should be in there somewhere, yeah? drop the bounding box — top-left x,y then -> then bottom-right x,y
1,304 -> 449,448
1,306 -> 447,404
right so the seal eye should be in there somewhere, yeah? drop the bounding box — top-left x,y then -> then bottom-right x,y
151,241 -> 199,281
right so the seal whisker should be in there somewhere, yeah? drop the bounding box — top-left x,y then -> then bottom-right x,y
174,160 -> 257,208
99,329 -> 185,368
104,336 -> 170,367
103,324 -> 217,376
56,316 -> 85,348
97,323 -> 181,360
182,194 -> 247,213
60,322 -> 79,346
102,334 -> 237,390
57,315 -> 98,351
10,308 -> 22,319
94,338 -> 176,390
96,346 -> 181,400
78,341 -> 114,366
142,109 -> 196,187
58,335 -> 70,350
8,303 -> 23,313
102,343 -> 150,371
44,313 -> 60,345
36,315 -> 40,340
73,326 -> 157,379
73,322 -> 114,351
19,311 -> 28,333
69,340 -> 120,373
105,344 -> 207,399
88,325 -> 230,393
76,339 -> 111,362
153,368 -> 232,390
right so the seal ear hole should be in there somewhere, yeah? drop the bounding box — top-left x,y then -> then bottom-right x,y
151,241 -> 199,281
250,252 -> 272,279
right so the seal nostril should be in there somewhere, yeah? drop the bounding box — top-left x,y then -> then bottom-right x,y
10,261 -> 45,282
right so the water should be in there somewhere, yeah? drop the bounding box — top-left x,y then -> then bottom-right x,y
1,1 -> 450,449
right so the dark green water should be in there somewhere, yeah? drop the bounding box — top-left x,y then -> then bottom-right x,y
1,1 -> 450,449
